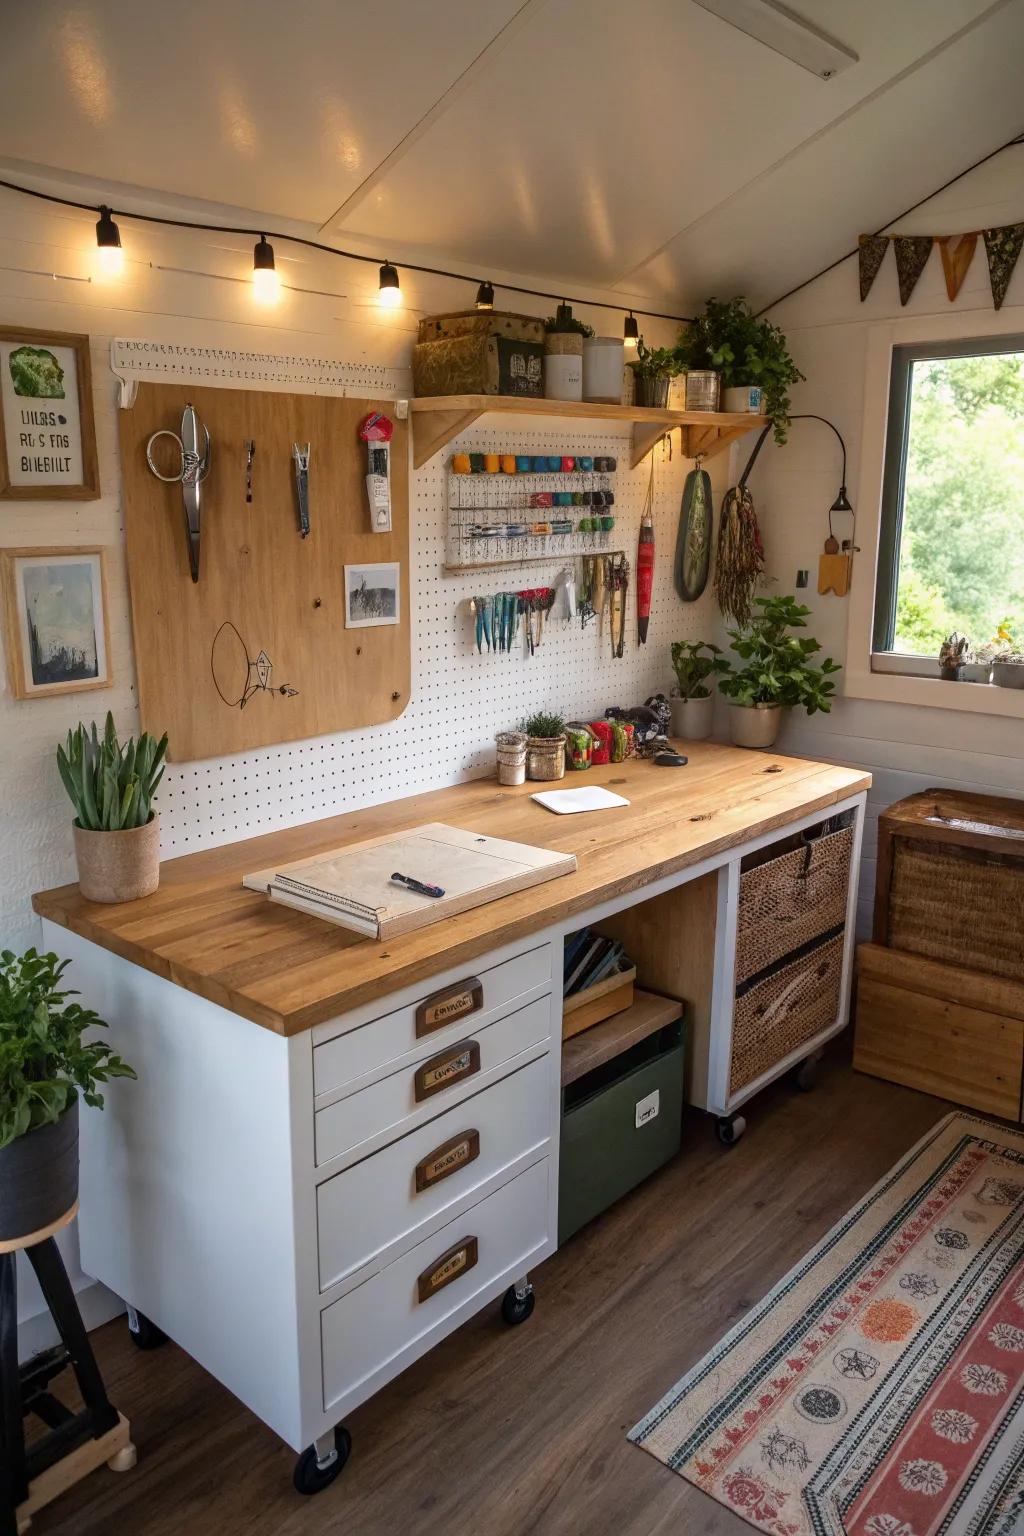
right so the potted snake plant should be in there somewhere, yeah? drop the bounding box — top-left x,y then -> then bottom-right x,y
0,948 -> 134,1244
57,713 -> 168,903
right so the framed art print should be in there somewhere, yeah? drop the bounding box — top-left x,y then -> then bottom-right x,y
0,327 -> 100,500
1,546 -> 112,699
344,562 -> 401,628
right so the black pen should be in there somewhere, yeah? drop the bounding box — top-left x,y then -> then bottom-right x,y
390,871 -> 445,898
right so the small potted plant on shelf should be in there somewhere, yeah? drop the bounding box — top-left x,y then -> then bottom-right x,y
719,595 -> 840,749
0,948 -> 134,1245
629,338 -> 681,409
979,621 -> 1024,689
57,712 -> 168,904
543,304 -> 593,402
938,631 -> 970,681
520,710 -> 567,781
674,296 -> 804,441
669,640 -> 728,740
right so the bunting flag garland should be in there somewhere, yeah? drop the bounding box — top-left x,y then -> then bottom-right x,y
983,223 -> 1024,310
858,235 -> 889,301
894,235 -> 934,305
857,219 -> 1023,309
937,232 -> 978,302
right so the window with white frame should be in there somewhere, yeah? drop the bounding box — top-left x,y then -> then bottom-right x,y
872,336 -> 1024,669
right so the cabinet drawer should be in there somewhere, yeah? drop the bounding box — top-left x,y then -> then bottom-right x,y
314,995 -> 551,1166
317,1054 -> 550,1291
321,1158 -> 550,1412
736,823 -> 853,986
313,944 -> 552,1096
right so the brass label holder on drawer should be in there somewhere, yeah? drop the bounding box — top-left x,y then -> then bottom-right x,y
417,1236 -> 479,1302
414,1039 -> 481,1101
415,1129 -> 481,1192
416,977 -> 484,1037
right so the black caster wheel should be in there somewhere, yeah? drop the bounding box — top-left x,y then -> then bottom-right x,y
716,1114 -> 747,1147
794,1056 -> 819,1093
127,1306 -> 168,1350
293,1427 -> 351,1496
501,1284 -> 535,1326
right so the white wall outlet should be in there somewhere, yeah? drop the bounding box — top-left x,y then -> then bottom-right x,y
635,1089 -> 660,1129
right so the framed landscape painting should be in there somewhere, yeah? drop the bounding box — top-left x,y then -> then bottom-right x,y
1,546 -> 112,699
0,326 -> 100,500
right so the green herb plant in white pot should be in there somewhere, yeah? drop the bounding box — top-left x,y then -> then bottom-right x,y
719,596 -> 840,749
0,948 -> 134,1244
57,713 -> 168,904
669,641 -> 728,741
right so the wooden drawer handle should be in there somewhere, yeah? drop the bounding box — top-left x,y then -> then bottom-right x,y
415,1129 -> 480,1192
417,1236 -> 478,1303
413,1039 -> 481,1102
416,976 -> 484,1037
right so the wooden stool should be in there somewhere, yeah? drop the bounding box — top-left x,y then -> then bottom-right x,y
0,1205 -> 135,1535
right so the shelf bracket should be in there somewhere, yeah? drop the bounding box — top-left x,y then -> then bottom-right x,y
630,423 -> 672,470
412,408 -> 485,469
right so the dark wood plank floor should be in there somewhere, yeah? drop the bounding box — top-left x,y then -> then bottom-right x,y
34,1052 -> 950,1536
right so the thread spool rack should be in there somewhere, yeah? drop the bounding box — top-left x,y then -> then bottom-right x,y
446,456 -> 618,572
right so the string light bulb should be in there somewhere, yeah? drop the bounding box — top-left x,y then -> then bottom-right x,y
623,312 -> 639,349
94,206 -> 123,277
378,261 -> 402,308
252,235 -> 281,303
475,280 -> 494,311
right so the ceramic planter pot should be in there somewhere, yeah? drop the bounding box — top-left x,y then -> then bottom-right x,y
74,813 -> 161,904
0,1098 -> 78,1244
525,736 -> 566,781
582,337 -> 625,404
729,701 -> 783,749
992,661 -> 1024,689
670,693 -> 714,741
939,664 -> 965,682
495,732 -> 527,786
964,661 -> 993,685
543,352 -> 583,402
723,384 -> 764,414
684,370 -> 721,411
633,372 -> 670,409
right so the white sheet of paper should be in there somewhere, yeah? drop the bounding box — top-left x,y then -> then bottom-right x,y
531,786 -> 631,814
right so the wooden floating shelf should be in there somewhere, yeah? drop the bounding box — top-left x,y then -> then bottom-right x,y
561,988 -> 683,1087
409,394 -> 768,470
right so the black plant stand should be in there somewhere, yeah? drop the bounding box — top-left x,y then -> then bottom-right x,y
1,1209 -> 135,1534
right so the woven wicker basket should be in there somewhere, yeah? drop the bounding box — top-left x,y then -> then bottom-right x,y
730,932 -> 845,1093
888,841 -> 1024,982
735,825 -> 853,986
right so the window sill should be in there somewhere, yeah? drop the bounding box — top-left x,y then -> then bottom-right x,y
843,661 -> 1024,719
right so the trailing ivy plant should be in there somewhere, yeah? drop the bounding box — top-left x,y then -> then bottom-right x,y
0,949 -> 135,1150
675,297 -> 804,444
670,641 -> 729,699
57,712 -> 167,832
719,596 -> 840,714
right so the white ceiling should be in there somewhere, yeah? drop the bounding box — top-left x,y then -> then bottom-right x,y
1,0 -> 1020,311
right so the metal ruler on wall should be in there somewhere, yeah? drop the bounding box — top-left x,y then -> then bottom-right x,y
110,339 -> 412,409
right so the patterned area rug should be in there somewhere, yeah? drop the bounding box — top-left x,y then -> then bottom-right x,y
629,1113 -> 1024,1535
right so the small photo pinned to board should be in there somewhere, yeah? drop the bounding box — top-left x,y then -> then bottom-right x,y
344,562 -> 400,628
1,546 -> 112,699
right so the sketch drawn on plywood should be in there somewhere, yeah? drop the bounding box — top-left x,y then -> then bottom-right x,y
211,621 -> 299,711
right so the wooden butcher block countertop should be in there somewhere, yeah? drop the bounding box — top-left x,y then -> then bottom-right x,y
33,743 -> 870,1036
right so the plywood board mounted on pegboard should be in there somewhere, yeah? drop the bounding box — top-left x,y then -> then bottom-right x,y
118,383 -> 409,761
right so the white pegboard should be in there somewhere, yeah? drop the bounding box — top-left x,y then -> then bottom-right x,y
157,422 -> 717,855
110,339 -> 412,403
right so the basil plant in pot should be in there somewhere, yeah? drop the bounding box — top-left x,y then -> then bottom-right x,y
0,948 -> 134,1244
669,641 -> 728,741
629,339 -> 681,409
719,596 -> 840,749
675,297 -> 804,442
57,712 -> 168,904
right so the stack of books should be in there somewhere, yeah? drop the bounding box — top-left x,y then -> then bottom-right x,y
563,927 -> 630,998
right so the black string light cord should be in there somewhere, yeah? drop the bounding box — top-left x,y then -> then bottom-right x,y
0,174 -> 691,324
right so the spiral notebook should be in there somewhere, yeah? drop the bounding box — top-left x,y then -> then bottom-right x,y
243,822 -> 577,940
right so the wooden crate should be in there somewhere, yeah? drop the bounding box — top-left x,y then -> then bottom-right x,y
562,966 -> 636,1041
854,942 -> 1024,1120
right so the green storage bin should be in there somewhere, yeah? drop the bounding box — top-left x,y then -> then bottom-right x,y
558,1019 -> 684,1244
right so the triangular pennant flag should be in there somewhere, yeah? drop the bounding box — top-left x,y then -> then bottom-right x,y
983,223 -> 1024,310
894,236 -> 933,305
858,235 -> 889,302
937,232 -> 978,302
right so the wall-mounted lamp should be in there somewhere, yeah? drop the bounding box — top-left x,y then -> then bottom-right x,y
740,412 -> 856,596
623,313 -> 639,349
475,280 -> 494,311
378,261 -> 402,308
252,235 -> 281,303
95,206 -> 123,277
